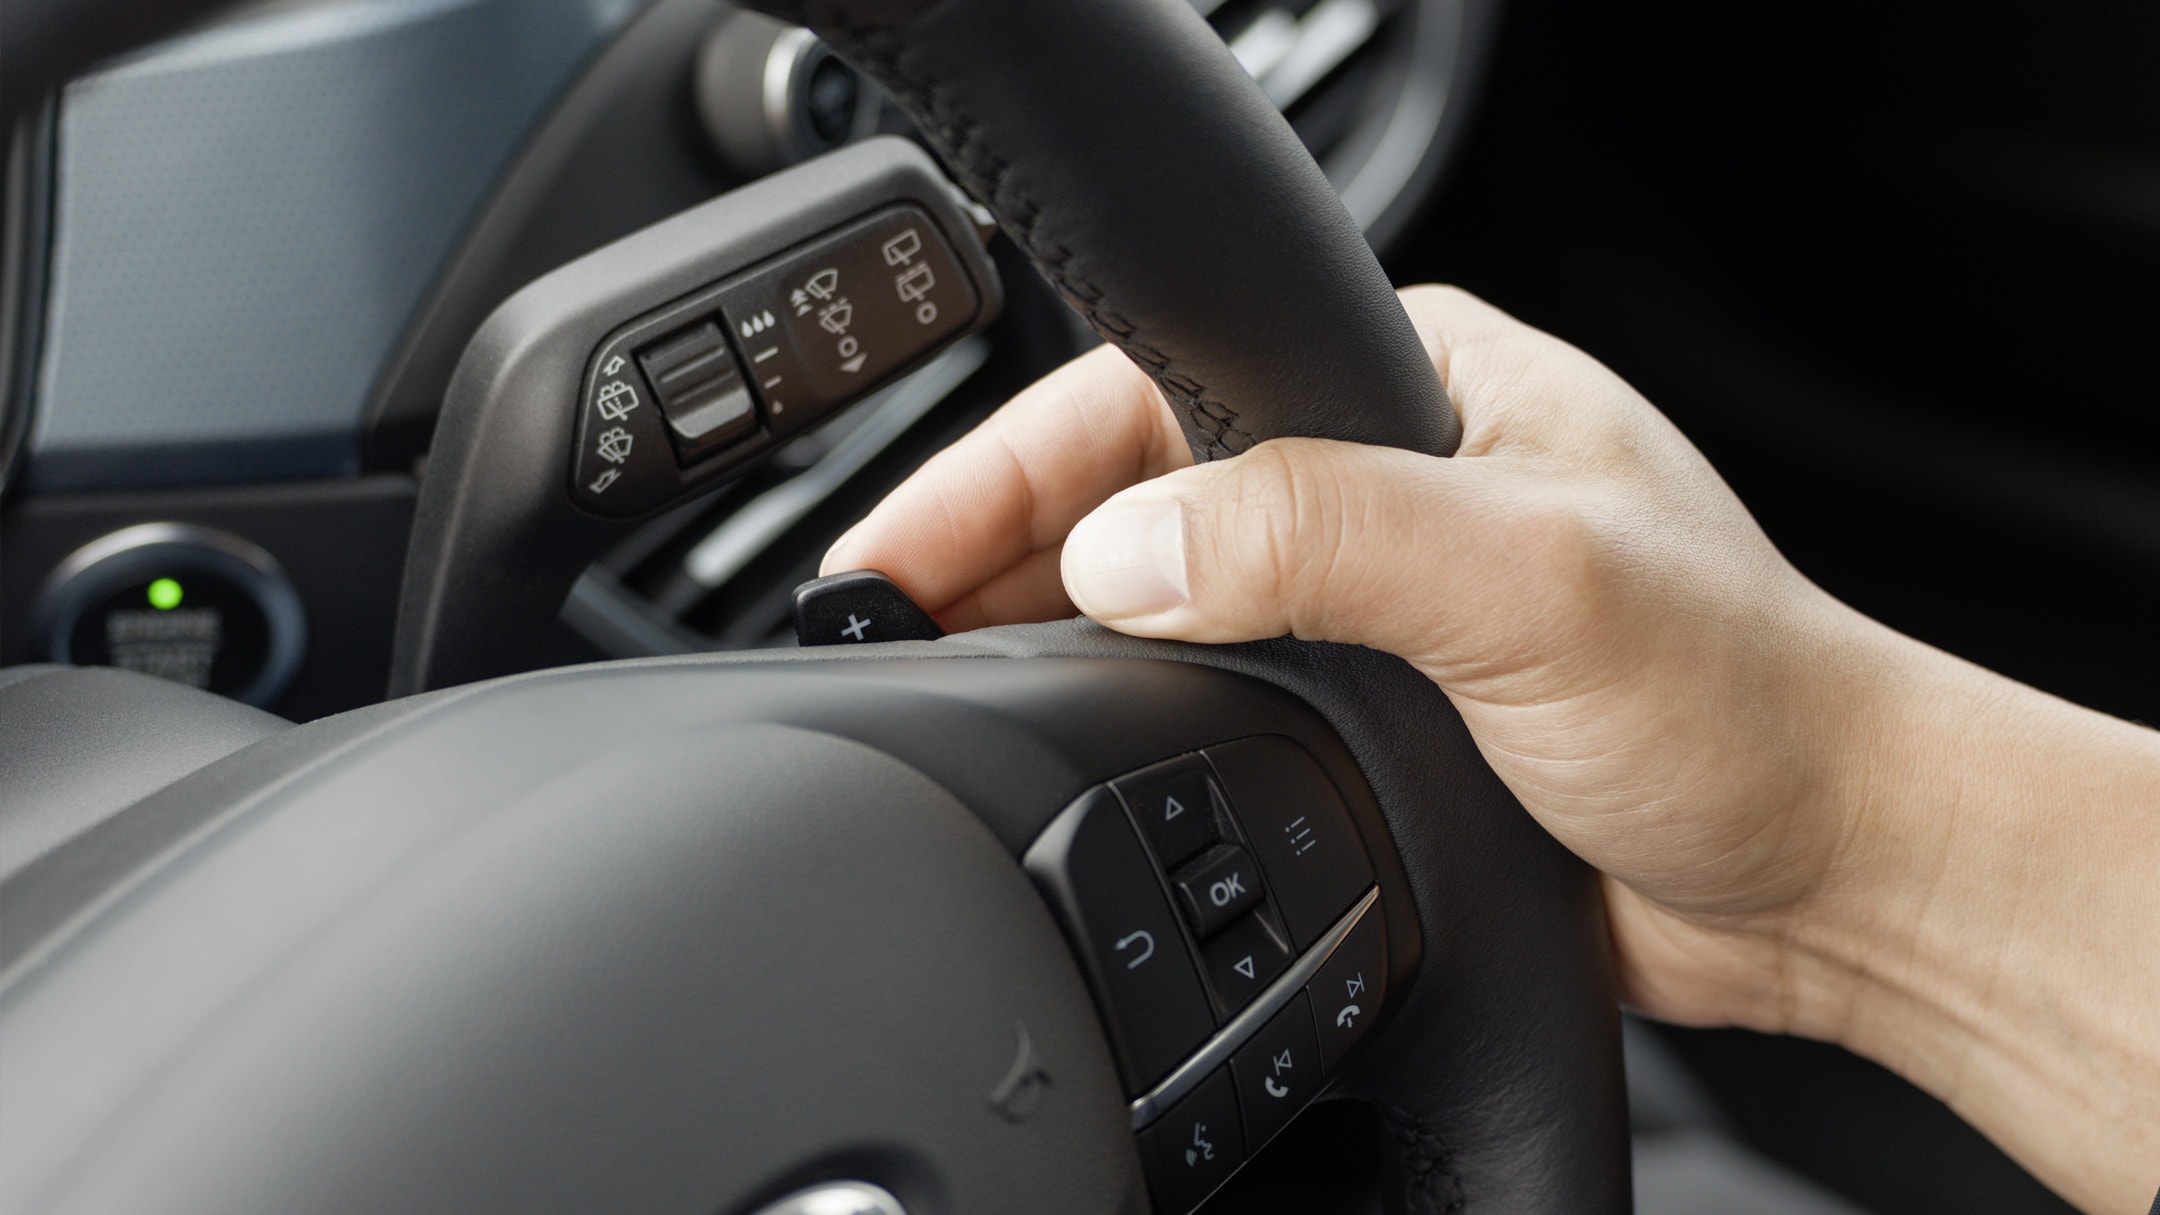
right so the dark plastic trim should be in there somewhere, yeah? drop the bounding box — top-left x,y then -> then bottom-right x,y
389,136 -> 998,696
0,100 -> 57,501
358,0 -> 741,470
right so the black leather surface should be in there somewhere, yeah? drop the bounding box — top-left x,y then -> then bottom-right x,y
0,665 -> 285,889
0,636 -> 1627,1212
963,622 -> 1632,1215
0,689 -> 413,973
750,0 -> 1461,462
0,693 -> 1141,1215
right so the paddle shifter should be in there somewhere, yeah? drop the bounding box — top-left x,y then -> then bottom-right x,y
389,138 -> 1001,695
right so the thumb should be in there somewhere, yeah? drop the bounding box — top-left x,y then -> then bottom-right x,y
1059,437 -> 1502,660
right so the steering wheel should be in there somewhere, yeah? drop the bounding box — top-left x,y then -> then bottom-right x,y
0,1 -> 1628,1212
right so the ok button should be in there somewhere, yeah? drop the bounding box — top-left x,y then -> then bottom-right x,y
1172,845 -> 1265,939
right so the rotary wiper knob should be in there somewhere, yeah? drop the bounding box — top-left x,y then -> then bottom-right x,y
570,202 -> 986,517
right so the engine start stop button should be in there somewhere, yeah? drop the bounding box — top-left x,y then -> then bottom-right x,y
31,523 -> 306,708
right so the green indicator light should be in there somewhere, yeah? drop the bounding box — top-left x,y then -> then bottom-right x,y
146,577 -> 184,610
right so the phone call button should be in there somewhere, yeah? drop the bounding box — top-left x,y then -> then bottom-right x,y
1229,990 -> 1323,1149
1309,900 -> 1387,1071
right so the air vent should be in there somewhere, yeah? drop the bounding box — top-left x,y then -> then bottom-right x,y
1203,0 -> 1469,250
565,338 -> 999,657
563,0 -> 1476,661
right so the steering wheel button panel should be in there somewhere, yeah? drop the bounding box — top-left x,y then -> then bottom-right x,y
1206,738 -> 1375,949
1031,737 -> 1396,1211
1024,787 -> 1216,1094
635,320 -> 757,463
1171,843 -> 1266,938
1113,755 -> 1222,870
1229,989 -> 1325,1149
1135,1065 -> 1246,1214
1198,911 -> 1293,1017
715,205 -> 979,441
1307,901 -> 1389,1071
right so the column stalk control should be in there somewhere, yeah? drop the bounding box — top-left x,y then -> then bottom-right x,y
391,137 -> 1000,695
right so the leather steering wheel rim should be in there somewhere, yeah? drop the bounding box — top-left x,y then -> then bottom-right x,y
747,0 -> 1462,464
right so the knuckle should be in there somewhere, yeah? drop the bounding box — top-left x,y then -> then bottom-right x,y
1225,441 -> 1353,610
1427,489 -> 1626,684
1502,492 -> 1621,611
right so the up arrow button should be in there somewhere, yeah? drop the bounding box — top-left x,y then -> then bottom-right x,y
1113,757 -> 1219,869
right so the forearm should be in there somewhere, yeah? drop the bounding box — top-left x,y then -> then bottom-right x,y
1786,614 -> 2160,1213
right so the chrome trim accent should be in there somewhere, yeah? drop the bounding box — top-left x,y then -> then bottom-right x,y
1335,0 -> 1464,236
1129,886 -> 1380,1129
758,24 -> 881,166
682,336 -> 990,590
749,1181 -> 907,1215
38,522 -> 267,594
1260,0 -> 1382,110
761,24 -> 821,159
1212,0 -> 1471,245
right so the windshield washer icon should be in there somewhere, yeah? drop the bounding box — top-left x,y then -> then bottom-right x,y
595,379 -> 638,421
595,427 -> 633,465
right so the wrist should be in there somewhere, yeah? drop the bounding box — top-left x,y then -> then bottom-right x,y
1761,604 -> 2160,1212
1757,604 -> 1958,1048
1597,589 -> 1931,1043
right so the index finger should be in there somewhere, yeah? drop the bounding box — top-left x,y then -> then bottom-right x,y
821,343 -> 1191,625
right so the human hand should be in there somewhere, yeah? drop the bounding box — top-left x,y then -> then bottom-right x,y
826,286 -> 1867,1029
825,286 -> 2160,1212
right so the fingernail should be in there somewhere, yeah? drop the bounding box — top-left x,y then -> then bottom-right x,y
1063,497 -> 1188,619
